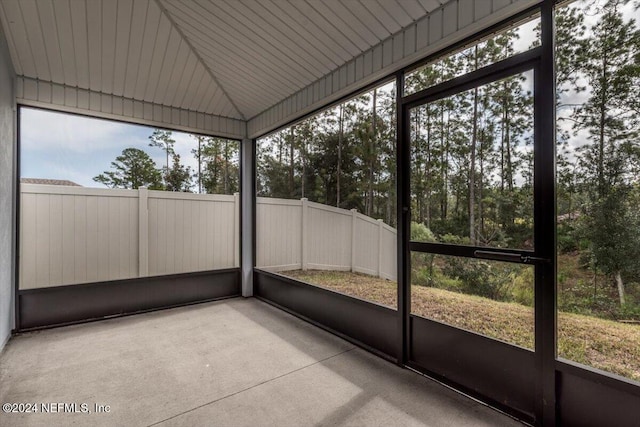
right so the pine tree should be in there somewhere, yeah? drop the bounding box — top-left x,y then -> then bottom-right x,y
94,148 -> 163,190
572,0 -> 640,305
148,129 -> 176,186
197,137 -> 239,195
165,154 -> 192,192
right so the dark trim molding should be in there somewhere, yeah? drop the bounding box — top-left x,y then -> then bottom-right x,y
254,269 -> 397,360
556,359 -> 640,398
557,369 -> 640,427
18,268 -> 240,330
401,48 -> 540,109
409,314 -> 536,424
396,70 -> 410,366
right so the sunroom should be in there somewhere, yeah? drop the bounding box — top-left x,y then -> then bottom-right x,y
0,1 -> 638,426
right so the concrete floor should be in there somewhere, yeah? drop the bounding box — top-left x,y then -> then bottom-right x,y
0,298 -> 523,427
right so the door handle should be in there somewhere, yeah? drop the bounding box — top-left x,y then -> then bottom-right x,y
474,250 -> 550,264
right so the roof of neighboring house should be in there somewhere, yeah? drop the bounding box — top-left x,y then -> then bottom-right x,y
21,178 -> 82,187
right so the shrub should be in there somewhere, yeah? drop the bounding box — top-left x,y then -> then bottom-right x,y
410,222 -> 435,242
617,303 -> 640,321
512,267 -> 534,306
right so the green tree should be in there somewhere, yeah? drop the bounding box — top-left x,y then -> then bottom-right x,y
197,137 -> 239,195
148,129 -> 176,185
165,154 -> 192,192
572,0 -> 640,304
93,148 -> 163,190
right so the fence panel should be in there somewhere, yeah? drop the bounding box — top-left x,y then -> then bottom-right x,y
255,198 -> 302,270
306,202 -> 352,270
147,191 -> 237,276
352,214 -> 380,276
20,185 -> 139,289
380,225 -> 397,280
20,187 -> 398,289
20,185 -> 239,289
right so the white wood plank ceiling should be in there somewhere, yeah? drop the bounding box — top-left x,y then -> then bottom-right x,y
0,0 -> 445,122
158,0 -> 447,119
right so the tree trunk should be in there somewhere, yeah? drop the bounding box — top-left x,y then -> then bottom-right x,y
504,82 -> 513,193
479,130 -> 485,241
615,271 -> 626,306
442,109 -> 450,220
426,109 -> 431,228
368,89 -> 377,216
337,105 -> 343,207
440,104 -> 448,220
598,51 -> 608,199
414,108 -> 423,222
469,85 -> 478,244
289,126 -> 295,196
223,140 -> 229,194
198,137 -> 202,194
500,102 -> 505,194
301,137 -> 306,198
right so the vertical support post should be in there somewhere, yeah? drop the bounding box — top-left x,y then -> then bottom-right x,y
396,71 -> 411,366
301,198 -> 308,270
241,138 -> 255,297
351,208 -> 357,273
377,219 -> 384,278
138,186 -> 149,277
233,192 -> 240,268
535,1 -> 557,425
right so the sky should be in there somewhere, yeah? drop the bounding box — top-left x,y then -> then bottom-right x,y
20,108 -> 215,188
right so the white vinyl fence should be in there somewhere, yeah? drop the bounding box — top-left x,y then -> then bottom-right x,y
20,185 -> 397,289
19,184 -> 239,289
256,197 -> 397,281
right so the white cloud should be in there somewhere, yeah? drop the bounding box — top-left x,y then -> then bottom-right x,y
20,108 -> 142,153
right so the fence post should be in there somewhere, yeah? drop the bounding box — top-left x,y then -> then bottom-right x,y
301,198 -> 308,270
234,192 -> 240,268
377,219 -> 384,278
351,209 -> 358,273
138,187 -> 149,277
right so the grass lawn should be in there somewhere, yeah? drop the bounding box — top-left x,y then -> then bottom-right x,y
283,269 -> 640,382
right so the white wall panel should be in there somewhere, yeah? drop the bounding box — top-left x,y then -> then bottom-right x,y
404,26 -> 417,58
443,1 -> 459,37
16,77 -> 246,139
0,19 -> 15,348
429,9 -> 443,44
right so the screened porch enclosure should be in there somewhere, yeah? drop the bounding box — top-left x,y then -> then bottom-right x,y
1,1 -> 639,427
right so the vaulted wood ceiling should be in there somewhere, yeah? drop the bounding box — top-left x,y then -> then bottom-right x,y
0,0 -> 447,121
